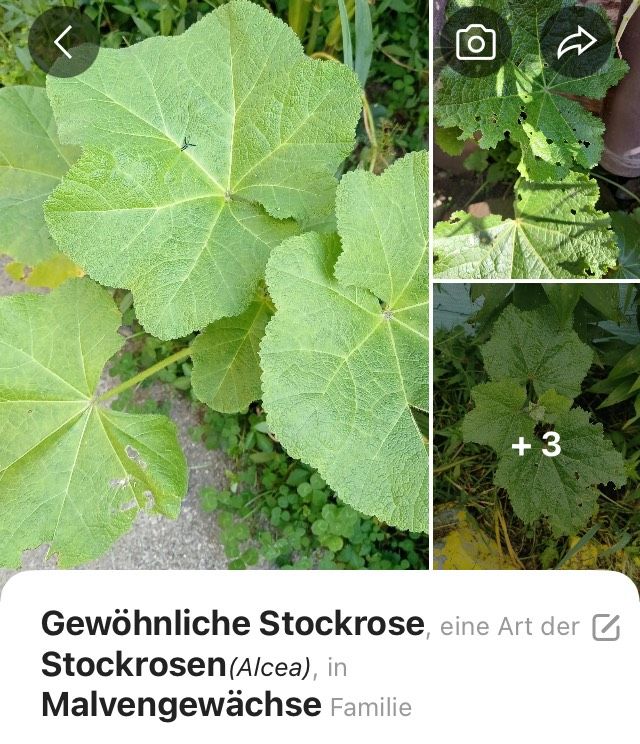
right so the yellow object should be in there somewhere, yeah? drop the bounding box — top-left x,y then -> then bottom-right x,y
560,536 -> 600,570
434,509 -> 520,570
4,254 -> 84,288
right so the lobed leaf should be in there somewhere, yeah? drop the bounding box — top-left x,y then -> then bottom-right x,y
462,380 -> 532,453
335,150 -> 428,345
44,0 -> 362,340
436,0 -> 628,180
0,279 -> 188,568
434,174 -> 617,278
464,382 -> 626,535
481,304 -> 593,399
260,152 -> 428,532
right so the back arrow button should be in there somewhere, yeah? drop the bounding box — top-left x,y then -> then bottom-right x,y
54,25 -> 73,59
28,7 -> 100,77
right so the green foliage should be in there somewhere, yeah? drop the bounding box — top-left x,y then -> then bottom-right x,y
612,210 -> 640,279
0,0 -> 226,85
0,0 -> 51,86
0,0 -> 426,168
437,0 -> 627,181
434,174 -> 618,278
261,152 -> 428,532
191,298 -> 272,413
334,0 -> 372,86
481,304 -> 594,398
0,280 -> 187,568
82,0 -> 227,43
195,408 -> 428,569
434,285 -> 640,579
108,326 -> 194,402
0,86 -> 79,265
368,0 -> 428,155
463,305 -> 626,536
0,2 -> 428,566
434,0 -> 637,278
589,295 -> 640,424
44,0 -> 362,340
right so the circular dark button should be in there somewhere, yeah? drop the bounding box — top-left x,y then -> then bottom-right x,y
439,8 -> 512,78
28,7 -> 99,78
540,7 -> 613,79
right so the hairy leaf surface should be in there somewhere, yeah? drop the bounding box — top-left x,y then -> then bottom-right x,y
0,85 -> 79,265
464,384 -> 626,535
462,380 -> 532,452
0,280 -> 187,568
335,150 -> 428,335
436,0 -> 628,180
44,0 -> 362,339
260,152 -> 428,532
481,304 -> 593,398
191,298 -> 271,413
434,174 -> 617,278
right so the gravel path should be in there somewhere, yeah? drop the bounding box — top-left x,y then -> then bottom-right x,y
0,259 -> 231,592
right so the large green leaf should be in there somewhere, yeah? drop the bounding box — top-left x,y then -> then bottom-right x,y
0,279 -> 188,568
191,297 -> 271,413
0,85 -> 79,265
44,0 -> 362,340
434,174 -> 618,278
481,304 -> 593,399
436,0 -> 628,180
464,384 -> 626,535
260,152 -> 428,532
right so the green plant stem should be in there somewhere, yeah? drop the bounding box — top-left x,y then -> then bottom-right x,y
462,180 -> 490,210
592,171 -> 640,206
97,347 -> 192,402
379,47 -> 421,74
310,50 -> 337,61
305,0 -> 325,54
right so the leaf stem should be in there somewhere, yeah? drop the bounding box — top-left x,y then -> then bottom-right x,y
310,50 -> 338,61
305,0 -> 325,54
591,172 -> 640,206
97,347 -> 192,402
462,180 -> 490,210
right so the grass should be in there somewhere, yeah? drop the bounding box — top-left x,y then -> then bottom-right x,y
433,323 -> 640,586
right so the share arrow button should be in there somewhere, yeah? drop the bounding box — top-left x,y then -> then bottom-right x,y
541,6 -> 614,79
28,7 -> 100,78
557,25 -> 598,60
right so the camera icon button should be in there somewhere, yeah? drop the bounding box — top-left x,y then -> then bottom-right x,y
439,8 -> 512,78
456,24 -> 497,62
